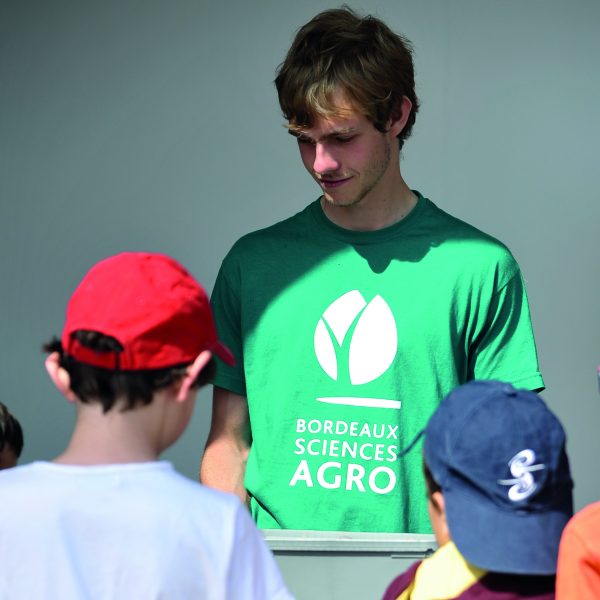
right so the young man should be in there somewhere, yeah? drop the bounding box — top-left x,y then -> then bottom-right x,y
382,380 -> 573,599
201,8 -> 544,533
0,402 -> 23,469
0,253 -> 292,599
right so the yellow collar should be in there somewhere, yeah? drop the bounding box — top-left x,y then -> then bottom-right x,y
397,541 -> 486,600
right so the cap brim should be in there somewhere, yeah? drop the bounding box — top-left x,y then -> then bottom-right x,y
445,484 -> 572,575
212,341 -> 235,366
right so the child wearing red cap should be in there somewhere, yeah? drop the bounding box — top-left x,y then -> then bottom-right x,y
0,253 -> 292,599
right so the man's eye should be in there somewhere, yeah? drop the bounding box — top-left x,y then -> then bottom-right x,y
336,136 -> 355,144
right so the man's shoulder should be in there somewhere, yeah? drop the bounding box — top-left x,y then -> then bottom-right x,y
423,198 -> 518,270
425,198 -> 508,246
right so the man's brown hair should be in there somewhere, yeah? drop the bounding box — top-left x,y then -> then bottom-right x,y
275,6 -> 419,149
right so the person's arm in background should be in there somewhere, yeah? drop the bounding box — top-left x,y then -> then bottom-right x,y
556,503 -> 600,600
200,386 -> 251,505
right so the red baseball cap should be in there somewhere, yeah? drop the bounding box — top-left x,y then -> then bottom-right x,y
61,252 -> 234,370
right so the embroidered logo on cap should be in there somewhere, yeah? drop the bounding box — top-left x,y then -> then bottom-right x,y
498,449 -> 546,501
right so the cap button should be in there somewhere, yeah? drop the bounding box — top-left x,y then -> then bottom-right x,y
503,384 -> 517,396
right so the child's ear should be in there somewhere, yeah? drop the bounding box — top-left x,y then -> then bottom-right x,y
431,490 -> 446,515
430,490 -> 451,545
45,352 -> 78,402
176,351 -> 212,402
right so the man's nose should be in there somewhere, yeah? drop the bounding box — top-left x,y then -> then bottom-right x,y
313,143 -> 340,175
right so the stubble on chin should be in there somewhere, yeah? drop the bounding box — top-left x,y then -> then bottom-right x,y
321,190 -> 364,209
321,169 -> 384,210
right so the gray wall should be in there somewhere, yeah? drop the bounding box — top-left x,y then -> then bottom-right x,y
2,0 -> 599,521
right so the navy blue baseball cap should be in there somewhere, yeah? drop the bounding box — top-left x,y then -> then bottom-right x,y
424,380 -> 573,575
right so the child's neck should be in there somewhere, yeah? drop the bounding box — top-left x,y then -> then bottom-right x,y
54,400 -> 164,466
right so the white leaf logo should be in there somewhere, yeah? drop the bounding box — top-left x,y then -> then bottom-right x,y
314,291 -> 397,385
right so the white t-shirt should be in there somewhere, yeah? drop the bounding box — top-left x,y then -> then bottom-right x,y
0,461 -> 293,599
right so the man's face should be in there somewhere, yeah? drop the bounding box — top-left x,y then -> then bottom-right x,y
290,93 -> 397,209
0,443 -> 18,470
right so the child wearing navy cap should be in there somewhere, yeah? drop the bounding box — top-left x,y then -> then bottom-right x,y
383,380 -> 573,600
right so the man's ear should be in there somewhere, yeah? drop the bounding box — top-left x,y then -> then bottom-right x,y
176,350 -> 212,402
387,95 -> 412,138
45,352 -> 78,402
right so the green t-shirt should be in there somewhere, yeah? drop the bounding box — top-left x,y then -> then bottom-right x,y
211,193 -> 544,533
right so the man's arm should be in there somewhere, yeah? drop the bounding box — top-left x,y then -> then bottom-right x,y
200,386 -> 251,505
470,270 -> 544,392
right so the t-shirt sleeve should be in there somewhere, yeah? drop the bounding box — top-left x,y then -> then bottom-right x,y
211,255 -> 247,396
226,504 -> 294,600
468,269 -> 544,391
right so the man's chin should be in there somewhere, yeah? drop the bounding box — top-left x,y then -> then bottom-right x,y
322,193 -> 361,208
